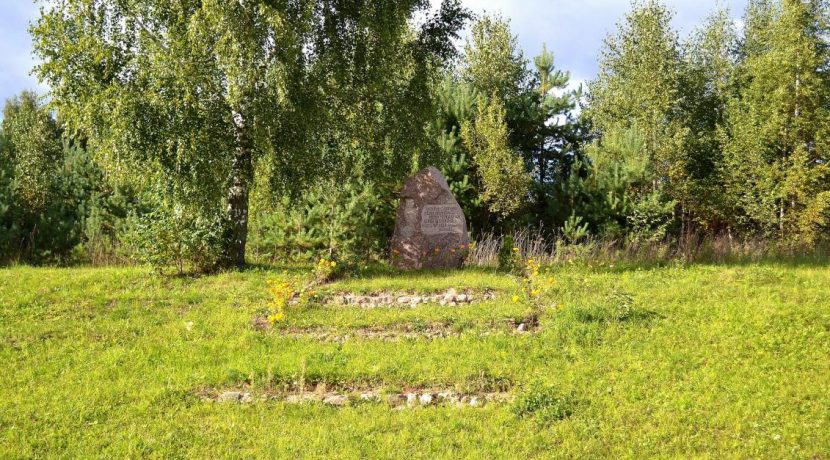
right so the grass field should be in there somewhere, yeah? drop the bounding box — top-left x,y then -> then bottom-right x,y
1,262 -> 829,458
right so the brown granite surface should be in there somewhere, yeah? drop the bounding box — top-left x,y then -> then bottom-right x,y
390,167 -> 469,269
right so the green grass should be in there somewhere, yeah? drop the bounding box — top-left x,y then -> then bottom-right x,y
1,263 -> 829,458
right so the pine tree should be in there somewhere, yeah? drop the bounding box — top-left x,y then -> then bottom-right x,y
428,76 -> 487,226
531,44 -> 581,221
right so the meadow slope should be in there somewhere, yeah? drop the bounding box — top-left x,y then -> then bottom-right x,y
1,263 -> 828,458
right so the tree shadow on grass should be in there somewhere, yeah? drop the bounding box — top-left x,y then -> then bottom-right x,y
349,264 -> 502,280
555,256 -> 830,276
572,306 -> 661,325
569,291 -> 663,326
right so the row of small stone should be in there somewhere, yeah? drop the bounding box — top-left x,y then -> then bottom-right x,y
213,390 -> 510,408
327,288 -> 496,308
276,322 -> 534,341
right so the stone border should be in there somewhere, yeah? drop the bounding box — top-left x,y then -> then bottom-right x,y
253,319 -> 540,340
199,388 -> 512,408
324,288 -> 497,308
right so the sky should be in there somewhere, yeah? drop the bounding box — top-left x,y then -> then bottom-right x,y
0,0 -> 748,108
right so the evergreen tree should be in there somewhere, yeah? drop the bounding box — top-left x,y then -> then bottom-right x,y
530,44 -> 583,225
428,76 -> 488,228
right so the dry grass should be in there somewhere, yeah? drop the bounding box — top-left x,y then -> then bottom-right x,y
466,229 -> 830,267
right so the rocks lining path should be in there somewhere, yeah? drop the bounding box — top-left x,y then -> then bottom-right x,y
324,288 -> 497,308
253,320 -> 539,340
199,387 -> 512,408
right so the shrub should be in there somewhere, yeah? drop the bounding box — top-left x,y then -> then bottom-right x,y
123,203 -> 226,274
0,143 -> 140,265
313,257 -> 338,284
562,214 -> 589,244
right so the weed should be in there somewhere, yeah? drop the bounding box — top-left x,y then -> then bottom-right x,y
512,382 -> 575,425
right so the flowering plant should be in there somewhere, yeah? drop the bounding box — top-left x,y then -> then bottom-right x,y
314,257 -> 338,283
512,257 -> 556,326
266,279 -> 296,324
265,257 -> 335,326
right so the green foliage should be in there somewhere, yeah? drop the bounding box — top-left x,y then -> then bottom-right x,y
1,91 -> 62,210
31,0 -> 469,268
627,190 -> 677,243
677,9 -> 736,227
0,140 -> 17,257
585,0 -> 688,240
463,15 -> 528,104
720,0 -> 830,242
431,49 -> 571,232
530,43 -> 582,222
441,151 -> 483,218
124,199 -> 226,275
573,290 -> 639,323
429,77 -> 491,229
249,179 -> 394,265
0,93 -> 140,264
587,0 -> 685,175
13,0 -> 830,264
562,214 -> 589,244
462,96 -> 532,218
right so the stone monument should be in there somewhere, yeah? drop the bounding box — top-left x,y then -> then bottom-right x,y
390,167 -> 469,269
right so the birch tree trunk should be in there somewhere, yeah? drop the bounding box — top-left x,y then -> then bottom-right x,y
224,110 -> 253,268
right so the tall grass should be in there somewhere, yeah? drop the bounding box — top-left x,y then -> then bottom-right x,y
467,229 -> 830,267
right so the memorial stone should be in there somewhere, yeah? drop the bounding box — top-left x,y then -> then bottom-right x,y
390,167 -> 469,269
